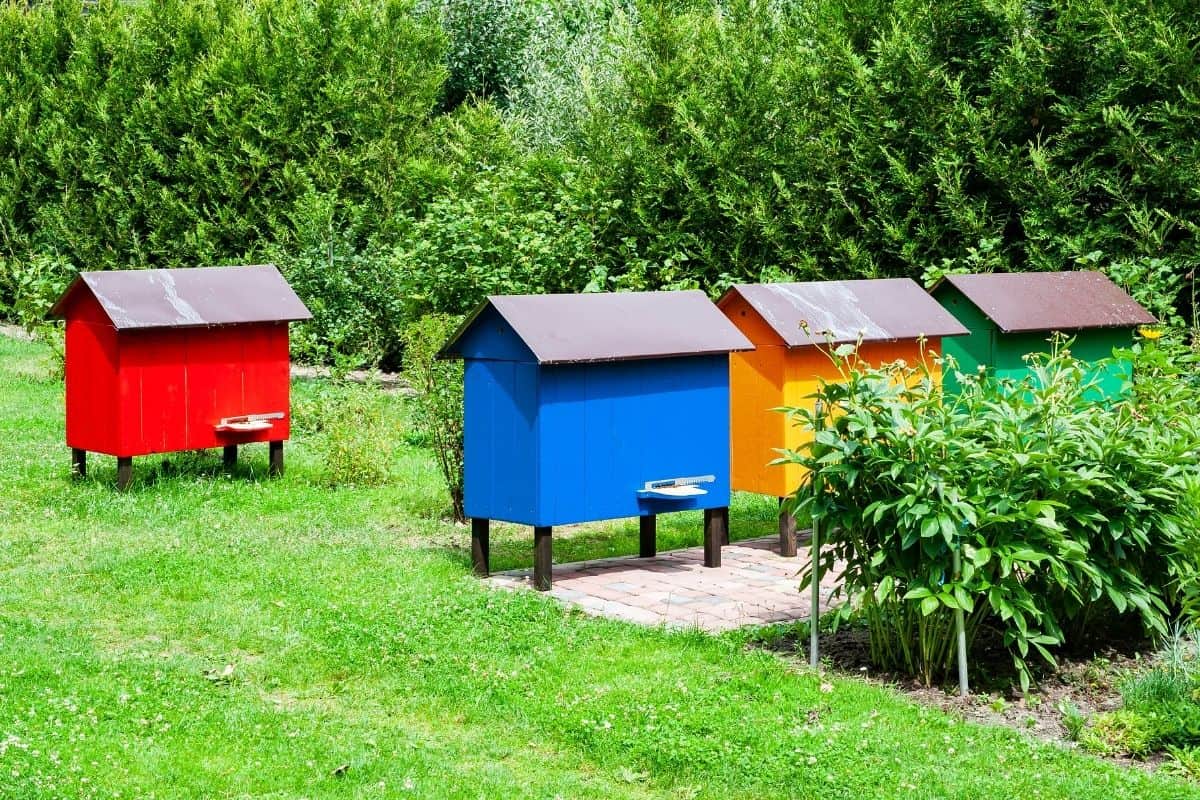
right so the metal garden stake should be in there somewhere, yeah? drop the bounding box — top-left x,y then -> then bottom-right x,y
810,398 -> 823,669
953,544 -> 969,696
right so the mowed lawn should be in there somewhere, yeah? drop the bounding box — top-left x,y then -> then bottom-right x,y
0,335 -> 1195,800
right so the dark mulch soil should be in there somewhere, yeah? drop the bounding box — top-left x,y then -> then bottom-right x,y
754,619 -> 1170,771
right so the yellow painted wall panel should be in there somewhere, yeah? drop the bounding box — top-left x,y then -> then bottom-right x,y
727,324 -> 945,499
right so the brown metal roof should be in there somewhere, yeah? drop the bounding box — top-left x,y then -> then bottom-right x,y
50,265 -> 312,330
441,290 -> 753,364
936,271 -> 1156,333
718,278 -> 969,347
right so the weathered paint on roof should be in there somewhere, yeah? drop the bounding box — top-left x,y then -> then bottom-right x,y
50,265 -> 312,330
440,290 -> 753,365
935,271 -> 1156,333
718,279 -> 969,347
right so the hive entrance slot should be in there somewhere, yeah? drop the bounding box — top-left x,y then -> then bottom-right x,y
637,474 -> 714,500
215,412 -> 284,433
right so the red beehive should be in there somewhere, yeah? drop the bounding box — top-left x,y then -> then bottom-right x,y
49,264 -> 312,489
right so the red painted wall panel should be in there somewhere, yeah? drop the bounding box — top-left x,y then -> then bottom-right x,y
117,330 -> 190,455
64,294 -> 121,454
239,323 -> 292,440
66,305 -> 293,457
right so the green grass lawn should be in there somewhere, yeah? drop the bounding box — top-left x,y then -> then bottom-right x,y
1,335 -> 1196,799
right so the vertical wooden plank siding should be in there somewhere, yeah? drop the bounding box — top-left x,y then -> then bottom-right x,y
64,292 -> 121,455
537,356 -> 732,526
936,283 -> 1137,401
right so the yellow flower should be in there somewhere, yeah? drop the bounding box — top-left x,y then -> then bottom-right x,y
1138,326 -> 1164,340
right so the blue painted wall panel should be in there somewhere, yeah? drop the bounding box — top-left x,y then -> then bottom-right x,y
461,308 -> 734,527
535,355 -> 731,526
453,306 -> 537,363
463,358 -> 539,523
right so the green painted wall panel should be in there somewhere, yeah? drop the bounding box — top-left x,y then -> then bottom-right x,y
933,284 -> 1136,400
933,284 -> 993,393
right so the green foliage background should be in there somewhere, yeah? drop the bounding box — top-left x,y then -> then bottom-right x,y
2,0 -> 1199,363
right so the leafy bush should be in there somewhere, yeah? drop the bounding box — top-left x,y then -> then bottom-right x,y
1079,709 -> 1159,758
419,0 -> 538,109
391,104 -> 609,319
294,379 -> 400,487
265,193 -> 407,368
402,314 -> 465,521
507,0 -> 635,148
0,0 -> 444,305
0,252 -> 73,332
4,0 -> 1200,361
568,0 -> 1200,311
1077,628 -> 1200,758
783,343 -> 1200,689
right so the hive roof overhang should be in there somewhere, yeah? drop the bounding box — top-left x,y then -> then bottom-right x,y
932,271 -> 1157,334
49,265 -> 312,330
718,278 -> 969,347
440,290 -> 753,364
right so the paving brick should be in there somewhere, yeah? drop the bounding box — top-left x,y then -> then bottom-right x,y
487,535 -> 845,633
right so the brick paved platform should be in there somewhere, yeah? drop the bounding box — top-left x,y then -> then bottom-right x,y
489,535 -> 843,632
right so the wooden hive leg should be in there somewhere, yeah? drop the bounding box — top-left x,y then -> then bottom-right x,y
223,445 -> 238,472
116,457 -> 133,492
779,497 -> 798,558
703,507 -> 727,568
471,518 -> 490,577
533,526 -> 553,591
268,440 -> 284,477
71,448 -> 86,480
639,515 -> 657,558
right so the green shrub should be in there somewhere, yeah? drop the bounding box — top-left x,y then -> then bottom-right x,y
1079,709 -> 1158,758
265,193 -> 407,369
783,343 -> 1200,689
1058,700 -> 1086,742
567,0 -> 1200,311
507,0 -> 635,148
419,0 -> 539,109
391,104 -> 608,319
0,252 -> 73,333
401,314 -> 465,522
0,0 -> 445,303
1166,746 -> 1200,781
4,0 -> 1200,361
298,380 -> 400,488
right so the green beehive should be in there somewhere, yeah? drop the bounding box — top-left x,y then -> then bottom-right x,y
931,271 -> 1156,398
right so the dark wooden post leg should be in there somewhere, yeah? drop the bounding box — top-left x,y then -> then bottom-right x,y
71,448 -> 86,479
779,497 -> 798,558
639,515 -> 657,558
268,440 -> 284,477
223,445 -> 238,472
704,507 -> 727,568
116,457 -> 133,491
533,526 -> 553,591
471,518 -> 490,577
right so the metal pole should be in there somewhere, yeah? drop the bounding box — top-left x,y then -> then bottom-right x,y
953,547 -> 969,696
810,399 -> 823,669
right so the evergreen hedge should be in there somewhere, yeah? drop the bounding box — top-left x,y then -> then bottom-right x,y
2,0 -> 1198,361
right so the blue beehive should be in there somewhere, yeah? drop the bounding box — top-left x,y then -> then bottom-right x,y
440,291 -> 753,589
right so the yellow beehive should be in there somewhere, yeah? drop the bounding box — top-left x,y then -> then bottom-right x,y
718,279 -> 968,503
